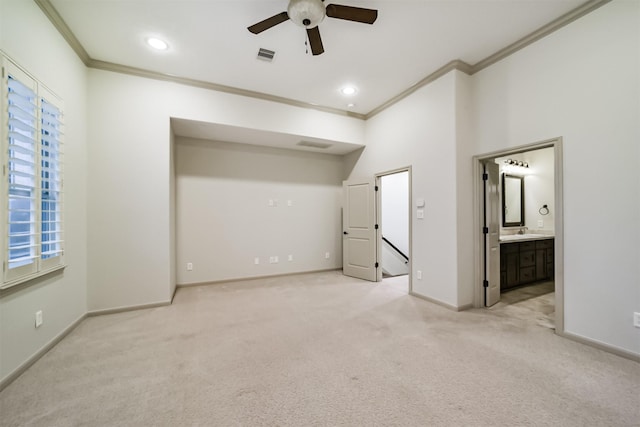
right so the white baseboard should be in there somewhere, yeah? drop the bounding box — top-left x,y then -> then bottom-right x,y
87,300 -> 172,317
0,313 -> 87,392
409,291 -> 471,312
557,330 -> 640,363
176,268 -> 342,288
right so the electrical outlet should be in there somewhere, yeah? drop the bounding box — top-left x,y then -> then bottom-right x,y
633,312 -> 640,328
186,262 -> 193,271
287,200 -> 293,207
325,252 -> 330,259
270,256 -> 278,264
254,257 -> 260,265
416,270 -> 422,280
538,219 -> 544,228
35,310 -> 43,328
288,254 -> 293,261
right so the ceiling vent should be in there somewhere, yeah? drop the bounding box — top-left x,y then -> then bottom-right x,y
257,48 -> 276,62
297,140 -> 332,149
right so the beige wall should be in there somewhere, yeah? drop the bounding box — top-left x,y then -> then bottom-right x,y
0,0 -> 88,383
470,0 -> 639,354
497,147 -> 555,234
348,0 -> 640,356
2,0 -> 638,388
348,72 -> 462,307
86,69 -> 365,311
175,137 -> 345,284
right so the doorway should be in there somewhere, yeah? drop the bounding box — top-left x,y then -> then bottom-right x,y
342,167 -> 412,293
473,139 -> 564,333
377,168 -> 411,294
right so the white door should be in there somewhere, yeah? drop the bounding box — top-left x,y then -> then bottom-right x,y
485,162 -> 501,306
342,179 -> 378,282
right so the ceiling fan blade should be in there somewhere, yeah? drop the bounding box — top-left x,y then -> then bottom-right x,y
306,26 -> 324,56
247,11 -> 289,34
325,4 -> 378,24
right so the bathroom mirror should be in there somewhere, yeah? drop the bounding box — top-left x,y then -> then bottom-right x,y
502,174 -> 524,227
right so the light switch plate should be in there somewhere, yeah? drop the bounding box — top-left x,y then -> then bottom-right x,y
417,209 -> 424,219
35,310 -> 43,328
633,312 -> 640,328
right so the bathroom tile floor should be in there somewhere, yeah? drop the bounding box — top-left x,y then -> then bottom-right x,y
492,282 -> 556,329
382,275 -> 555,329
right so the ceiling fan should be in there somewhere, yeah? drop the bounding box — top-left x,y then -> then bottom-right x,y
247,0 -> 378,56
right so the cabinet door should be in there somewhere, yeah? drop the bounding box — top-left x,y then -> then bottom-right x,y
535,248 -> 546,280
520,250 -> 535,267
519,266 -> 535,284
505,253 -> 519,289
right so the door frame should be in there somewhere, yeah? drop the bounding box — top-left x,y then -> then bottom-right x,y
375,166 -> 412,292
472,138 -> 564,334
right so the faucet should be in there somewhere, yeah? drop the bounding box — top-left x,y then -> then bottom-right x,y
517,227 -> 528,235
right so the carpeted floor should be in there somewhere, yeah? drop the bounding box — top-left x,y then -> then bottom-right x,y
1,271 -> 638,426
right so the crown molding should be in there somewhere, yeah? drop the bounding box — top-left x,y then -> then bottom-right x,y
34,0 -> 611,121
87,59 -> 366,119
471,0 -> 612,74
365,0 -> 611,118
365,60 -> 473,119
34,0 -> 90,65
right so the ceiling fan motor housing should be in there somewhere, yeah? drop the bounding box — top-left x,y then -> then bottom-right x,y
288,0 -> 326,28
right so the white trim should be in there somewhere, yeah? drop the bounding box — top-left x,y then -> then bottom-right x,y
1,55 -> 65,289
409,291 -> 473,312
472,138 -> 564,333
87,300 -> 172,317
176,268 -> 342,288
0,313 -> 86,392
558,331 -> 640,363
33,0 -> 612,119
375,166 -> 412,291
0,264 -> 65,291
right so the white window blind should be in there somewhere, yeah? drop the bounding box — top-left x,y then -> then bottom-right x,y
7,74 -> 38,270
2,58 -> 64,288
40,97 -> 63,263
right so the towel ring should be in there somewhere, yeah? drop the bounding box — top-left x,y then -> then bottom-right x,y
539,204 -> 550,215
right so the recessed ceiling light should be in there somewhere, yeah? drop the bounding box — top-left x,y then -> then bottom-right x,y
341,86 -> 357,96
146,37 -> 168,50
347,103 -> 356,108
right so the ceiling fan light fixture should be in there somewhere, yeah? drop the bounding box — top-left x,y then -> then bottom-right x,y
288,0 -> 326,28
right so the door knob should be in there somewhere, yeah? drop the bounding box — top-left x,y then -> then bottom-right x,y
343,231 -> 348,235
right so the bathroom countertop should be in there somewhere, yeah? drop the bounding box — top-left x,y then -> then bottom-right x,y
499,234 -> 555,243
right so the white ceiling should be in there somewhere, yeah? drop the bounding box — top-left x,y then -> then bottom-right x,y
46,0 -> 594,151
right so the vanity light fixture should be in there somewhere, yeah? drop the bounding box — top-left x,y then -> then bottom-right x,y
146,37 -> 169,50
504,159 -> 529,168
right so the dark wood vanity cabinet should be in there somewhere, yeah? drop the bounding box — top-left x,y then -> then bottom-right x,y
500,238 -> 554,291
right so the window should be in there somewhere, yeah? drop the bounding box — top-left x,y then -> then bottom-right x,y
1,58 -> 64,288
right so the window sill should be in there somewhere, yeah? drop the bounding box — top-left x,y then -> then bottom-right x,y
0,264 -> 67,293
